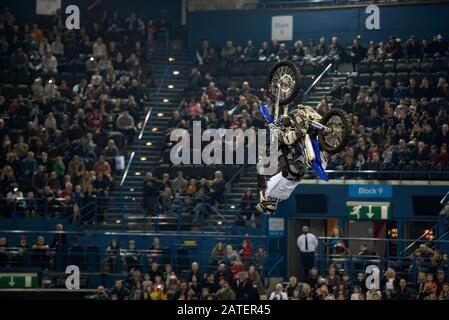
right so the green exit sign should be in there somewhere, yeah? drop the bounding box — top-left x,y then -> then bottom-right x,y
346,201 -> 392,220
0,273 -> 38,289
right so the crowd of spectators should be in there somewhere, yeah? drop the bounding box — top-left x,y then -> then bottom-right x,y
189,35 -> 449,180
86,236 -> 269,300
142,169 -> 226,220
2,225 -> 448,300
0,5 -> 172,221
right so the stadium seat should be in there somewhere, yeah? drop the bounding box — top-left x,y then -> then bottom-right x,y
395,59 -> 408,73
70,60 -> 87,73
216,77 -> 230,90
16,84 -> 29,97
442,166 -> 449,180
254,63 -> 267,76
232,76 -> 244,86
382,59 -> 396,73
252,75 -> 265,89
74,72 -> 88,83
357,73 -> 371,86
2,70 -> 13,83
435,71 -> 448,81
384,72 -> 396,85
14,71 -> 31,85
1,84 -> 16,98
357,61 -> 370,73
400,165 -> 414,180
58,63 -> 70,73
60,72 -> 75,86
242,63 -> 256,76
0,55 -> 9,69
421,72 -> 435,84
420,58 -> 433,72
207,63 -> 218,76
413,166 -> 428,180
396,72 -> 409,84
428,165 -> 441,180
408,58 -> 420,72
369,60 -> 382,73
371,72 -> 384,85
302,63 -> 316,75
433,57 -> 448,71
409,71 -> 423,83
230,63 -> 244,76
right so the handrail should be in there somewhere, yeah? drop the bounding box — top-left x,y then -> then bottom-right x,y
267,256 -> 284,277
138,108 -> 153,140
120,151 -> 136,187
225,163 -> 247,191
241,0 -> 438,10
0,228 -> 270,239
302,62 -> 333,103
119,66 -> 170,187
316,236 -> 449,243
398,212 -> 449,256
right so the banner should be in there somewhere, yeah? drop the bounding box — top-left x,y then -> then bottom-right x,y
349,184 -> 392,198
271,16 -> 293,41
36,0 -> 61,15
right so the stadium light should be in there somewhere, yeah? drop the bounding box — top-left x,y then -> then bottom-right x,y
168,57 -> 175,62
140,157 -> 147,161
151,128 -> 158,133
135,172 -> 141,176
162,98 -> 170,103
173,70 -> 180,75
217,220 -> 223,225
146,142 -> 152,146
168,84 -> 175,89
157,113 -> 164,117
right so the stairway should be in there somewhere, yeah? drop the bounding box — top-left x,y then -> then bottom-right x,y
100,49 -> 192,230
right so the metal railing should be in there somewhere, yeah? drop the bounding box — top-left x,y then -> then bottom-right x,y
302,169 -> 449,182
0,194 -> 255,235
0,197 -> 71,223
0,230 -> 280,280
242,0 -> 438,9
315,236 -> 449,281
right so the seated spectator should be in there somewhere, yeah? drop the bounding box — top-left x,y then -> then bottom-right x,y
116,110 -> 136,145
157,187 -> 173,214
216,279 -> 236,300
221,41 -> 236,63
269,283 -> 288,300
171,171 -> 188,195
10,48 -> 28,71
42,50 -> 58,75
379,79 -> 395,101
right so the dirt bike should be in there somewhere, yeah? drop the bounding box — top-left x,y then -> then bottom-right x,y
260,60 -> 351,181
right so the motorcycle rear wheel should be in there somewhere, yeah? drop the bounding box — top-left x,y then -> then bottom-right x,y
318,108 -> 351,154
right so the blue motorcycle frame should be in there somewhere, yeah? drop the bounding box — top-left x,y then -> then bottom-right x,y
259,103 -> 330,182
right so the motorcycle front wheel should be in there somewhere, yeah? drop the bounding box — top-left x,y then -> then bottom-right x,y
318,108 -> 351,154
266,60 -> 301,105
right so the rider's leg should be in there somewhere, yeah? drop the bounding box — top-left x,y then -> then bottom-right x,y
264,171 -> 301,200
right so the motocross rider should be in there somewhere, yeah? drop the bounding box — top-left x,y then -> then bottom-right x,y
256,108 -> 329,215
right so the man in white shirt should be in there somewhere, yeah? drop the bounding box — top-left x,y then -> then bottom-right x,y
269,283 -> 288,300
297,226 -> 318,281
